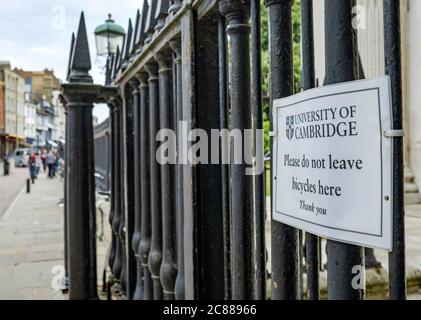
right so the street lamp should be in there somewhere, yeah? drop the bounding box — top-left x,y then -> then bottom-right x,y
94,14 -> 125,57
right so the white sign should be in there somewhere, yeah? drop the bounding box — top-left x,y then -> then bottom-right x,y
272,77 -> 393,250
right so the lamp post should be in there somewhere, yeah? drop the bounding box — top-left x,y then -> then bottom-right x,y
95,14 -> 125,85
95,14 -> 125,58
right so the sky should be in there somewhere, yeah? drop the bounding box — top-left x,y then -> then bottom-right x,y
0,0 -> 145,123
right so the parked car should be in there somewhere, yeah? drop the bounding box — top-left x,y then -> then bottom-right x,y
13,148 -> 31,167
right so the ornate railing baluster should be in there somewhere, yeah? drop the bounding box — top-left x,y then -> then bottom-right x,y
301,0 -> 319,301
63,31 -> 75,294
123,83 -> 137,299
118,93 -> 128,294
250,0 -> 266,300
107,56 -> 117,284
384,0 -> 406,301
131,77 -> 143,300
324,0 -> 363,300
138,71 -> 153,300
156,49 -> 177,300
169,38 -> 185,300
265,0 -> 300,300
107,100 -> 117,276
145,61 -> 163,300
219,0 -> 254,300
217,15 -> 231,301
111,99 -> 123,284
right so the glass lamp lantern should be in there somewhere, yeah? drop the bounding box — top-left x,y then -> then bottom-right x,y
94,14 -> 125,56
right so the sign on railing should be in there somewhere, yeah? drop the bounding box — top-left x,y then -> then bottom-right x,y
272,76 -> 394,250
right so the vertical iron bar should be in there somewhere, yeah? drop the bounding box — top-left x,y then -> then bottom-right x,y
195,13 -> 226,299
138,72 -> 154,300
325,0 -> 363,300
218,15 -> 231,301
265,0 -> 299,300
124,86 -> 137,299
87,95 -> 98,299
220,0 -> 253,300
112,103 -> 123,281
119,94 -> 128,294
62,31 -> 74,294
250,0 -> 266,300
301,0 -> 319,301
170,39 -> 186,300
63,105 -> 69,293
156,50 -> 177,300
108,102 -> 117,274
145,61 -> 163,300
384,0 -> 406,300
131,78 -> 144,300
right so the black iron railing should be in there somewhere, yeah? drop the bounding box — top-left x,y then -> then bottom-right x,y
94,118 -> 111,193
61,0 -> 406,301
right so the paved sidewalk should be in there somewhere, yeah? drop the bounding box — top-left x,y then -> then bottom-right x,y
0,172 -> 66,300
0,162 -> 29,219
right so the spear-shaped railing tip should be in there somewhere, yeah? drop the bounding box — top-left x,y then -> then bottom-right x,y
121,19 -> 133,70
135,0 -> 150,51
144,0 -> 159,44
69,12 -> 92,83
114,45 -> 121,77
66,33 -> 75,82
130,10 -> 141,55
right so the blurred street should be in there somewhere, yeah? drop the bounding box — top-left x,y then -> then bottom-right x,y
0,164 -> 65,299
0,162 -> 109,300
0,163 -> 28,220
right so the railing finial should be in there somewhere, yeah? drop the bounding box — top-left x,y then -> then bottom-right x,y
130,10 -> 141,56
144,0 -> 159,44
121,19 -> 133,71
113,45 -> 121,79
69,11 -> 92,83
135,0 -> 150,55
66,32 -> 75,82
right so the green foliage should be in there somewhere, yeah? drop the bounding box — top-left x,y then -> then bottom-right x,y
261,0 -> 302,154
292,0 -> 302,92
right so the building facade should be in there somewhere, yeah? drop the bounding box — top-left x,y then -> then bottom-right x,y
14,69 -> 63,150
52,90 -> 65,141
14,69 -> 61,103
24,101 -> 36,144
0,61 -> 25,155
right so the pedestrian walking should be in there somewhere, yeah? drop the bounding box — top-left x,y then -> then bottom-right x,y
41,150 -> 47,172
35,152 -> 42,178
28,152 -> 37,183
3,152 -> 10,176
46,151 -> 55,179
53,152 -> 60,177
